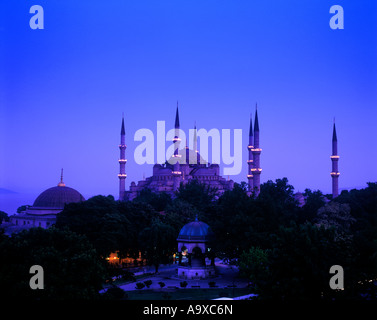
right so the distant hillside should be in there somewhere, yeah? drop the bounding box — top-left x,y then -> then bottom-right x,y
0,188 -> 17,194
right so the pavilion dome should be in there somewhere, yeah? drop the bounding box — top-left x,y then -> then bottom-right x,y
177,217 -> 214,242
33,185 -> 85,209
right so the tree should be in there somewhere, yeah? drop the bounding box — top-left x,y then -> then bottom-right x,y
133,188 -> 172,212
252,222 -> 354,300
0,227 -> 106,300
239,247 -> 271,293
55,195 -> 132,258
17,205 -> 31,213
300,189 -> 326,223
315,202 -> 355,239
0,211 -> 9,224
139,218 -> 176,273
175,179 -> 217,211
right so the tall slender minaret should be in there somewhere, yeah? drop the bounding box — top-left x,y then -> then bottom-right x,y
172,102 -> 182,191
118,114 -> 127,200
331,120 -> 339,198
193,121 -> 200,165
252,105 -> 262,196
247,114 -> 254,195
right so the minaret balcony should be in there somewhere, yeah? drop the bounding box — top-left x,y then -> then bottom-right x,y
119,144 -> 127,148
251,168 -> 262,172
118,174 -> 127,178
330,155 -> 340,159
330,172 -> 340,176
247,145 -> 254,150
247,174 -> 253,178
251,148 -> 262,152
247,160 -> 253,164
118,159 -> 127,164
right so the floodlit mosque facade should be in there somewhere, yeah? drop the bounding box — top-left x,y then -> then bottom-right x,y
118,105 -> 267,201
118,105 -> 339,204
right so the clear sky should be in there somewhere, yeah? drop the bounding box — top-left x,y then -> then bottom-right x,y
0,1 -> 376,213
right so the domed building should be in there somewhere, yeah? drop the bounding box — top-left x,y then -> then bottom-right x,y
5,171 -> 85,234
177,216 -> 216,279
119,107 -> 235,201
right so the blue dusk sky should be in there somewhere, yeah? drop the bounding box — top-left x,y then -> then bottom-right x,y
0,1 -> 376,213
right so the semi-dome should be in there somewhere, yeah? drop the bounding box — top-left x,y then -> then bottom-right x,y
177,217 -> 213,242
33,185 -> 85,209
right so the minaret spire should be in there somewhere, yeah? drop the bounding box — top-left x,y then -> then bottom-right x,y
331,121 -> 339,198
251,104 -> 262,196
58,168 -> 65,187
118,114 -> 127,200
247,113 -> 254,195
175,101 -> 180,128
172,103 -> 182,190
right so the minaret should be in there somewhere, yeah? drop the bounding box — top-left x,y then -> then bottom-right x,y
172,102 -> 182,191
251,105 -> 262,196
330,121 -> 340,198
247,114 -> 254,195
185,138 -> 190,164
118,114 -> 127,200
193,121 -> 200,165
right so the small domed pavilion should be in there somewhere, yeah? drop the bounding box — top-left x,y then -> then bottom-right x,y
177,216 -> 216,279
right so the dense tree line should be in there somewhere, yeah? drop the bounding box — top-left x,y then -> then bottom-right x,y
0,178 -> 376,300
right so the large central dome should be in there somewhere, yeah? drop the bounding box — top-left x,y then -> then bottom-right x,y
33,185 -> 85,209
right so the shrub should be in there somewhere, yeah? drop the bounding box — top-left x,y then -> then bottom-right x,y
180,281 -> 188,288
208,281 -> 216,287
104,286 -> 127,300
158,281 -> 165,288
121,270 -> 135,282
144,280 -> 152,288
135,282 -> 145,290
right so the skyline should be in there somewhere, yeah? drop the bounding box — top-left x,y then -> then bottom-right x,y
1,1 -> 376,213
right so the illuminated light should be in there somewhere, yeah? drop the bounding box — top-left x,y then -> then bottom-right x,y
173,138 -> 182,142
247,160 -> 253,163
247,145 -> 254,150
251,148 -> 262,152
251,168 -> 262,172
330,172 -> 340,176
118,159 -> 127,163
247,175 -> 253,178
330,155 -> 340,159
118,144 -> 127,148
118,174 -> 127,178
172,154 -> 182,157
172,171 -> 182,175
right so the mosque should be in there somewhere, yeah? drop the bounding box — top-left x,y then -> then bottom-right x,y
119,106 -> 236,201
2,170 -> 85,235
2,104 -> 340,239
119,105 -> 265,201
119,105 -> 340,201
